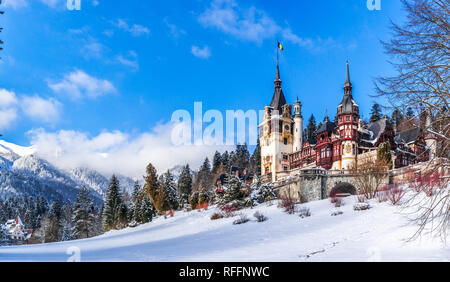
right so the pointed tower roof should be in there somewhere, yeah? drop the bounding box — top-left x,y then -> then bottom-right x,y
270,60 -> 287,112
339,60 -> 358,114
344,60 -> 351,88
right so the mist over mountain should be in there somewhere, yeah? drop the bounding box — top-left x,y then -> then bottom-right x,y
0,140 -> 136,206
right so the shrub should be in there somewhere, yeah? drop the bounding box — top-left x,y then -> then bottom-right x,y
388,187 -> 406,205
332,197 -> 344,208
253,211 -> 268,222
331,211 -> 343,216
221,205 -> 237,218
376,191 -> 389,203
210,213 -> 224,220
233,214 -> 250,225
353,203 -> 370,211
196,202 -> 209,211
278,195 -> 296,214
298,207 -> 311,218
356,194 -> 367,203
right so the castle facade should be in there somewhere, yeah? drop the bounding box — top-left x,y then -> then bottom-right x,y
259,61 -> 436,183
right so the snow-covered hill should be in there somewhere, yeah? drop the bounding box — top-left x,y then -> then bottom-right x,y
0,140 -> 136,204
0,196 -> 447,262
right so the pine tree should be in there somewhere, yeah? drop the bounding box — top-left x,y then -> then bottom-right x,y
198,181 -> 209,206
134,199 -> 143,223
177,164 -> 192,208
61,204 -> 73,241
141,197 -> 155,224
219,175 -> 246,208
72,187 -> 96,239
195,157 -> 213,192
391,109 -> 404,128
159,170 -> 179,211
102,175 -> 123,231
221,151 -> 230,173
250,139 -> 261,176
143,163 -> 159,203
212,151 -> 222,174
306,114 -> 317,143
44,199 -> 62,243
370,103 -> 383,123
233,144 -> 250,169
131,181 -> 141,203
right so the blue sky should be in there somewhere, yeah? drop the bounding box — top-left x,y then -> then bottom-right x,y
0,0 -> 406,176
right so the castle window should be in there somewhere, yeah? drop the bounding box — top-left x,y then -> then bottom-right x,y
283,155 -> 288,161
284,166 -> 288,171
284,138 -> 288,145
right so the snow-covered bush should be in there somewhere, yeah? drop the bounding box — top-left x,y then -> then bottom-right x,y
356,194 -> 367,203
331,211 -> 343,216
233,214 -> 250,225
252,183 -> 277,204
210,213 -> 224,221
298,207 -> 311,218
216,175 -> 250,210
253,211 -> 268,222
353,203 -> 370,211
331,197 -> 344,208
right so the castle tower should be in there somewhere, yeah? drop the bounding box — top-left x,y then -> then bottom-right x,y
337,61 -> 359,170
259,60 -> 293,182
293,97 -> 303,152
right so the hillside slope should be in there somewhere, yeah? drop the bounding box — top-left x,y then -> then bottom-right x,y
0,196 -> 448,262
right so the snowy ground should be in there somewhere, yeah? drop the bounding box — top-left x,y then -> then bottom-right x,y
0,195 -> 448,262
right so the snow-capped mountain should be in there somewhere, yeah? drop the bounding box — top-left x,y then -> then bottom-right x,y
0,140 -> 136,205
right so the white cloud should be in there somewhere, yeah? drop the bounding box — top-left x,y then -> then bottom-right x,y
0,89 -> 19,130
0,89 -> 60,129
48,70 -> 116,100
191,45 -> 212,59
39,0 -> 62,9
21,96 -> 61,123
28,122 -> 232,179
112,19 -> 150,37
116,51 -> 139,70
81,41 -> 105,59
0,108 -> 18,130
2,0 -> 28,9
198,0 -> 325,50
0,89 -> 18,108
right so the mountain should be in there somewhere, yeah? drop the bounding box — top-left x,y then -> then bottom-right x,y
0,140 -> 136,206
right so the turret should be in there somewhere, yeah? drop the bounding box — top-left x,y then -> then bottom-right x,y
293,97 -> 303,152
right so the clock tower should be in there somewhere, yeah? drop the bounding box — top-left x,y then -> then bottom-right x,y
337,61 -> 359,170
259,61 -> 294,182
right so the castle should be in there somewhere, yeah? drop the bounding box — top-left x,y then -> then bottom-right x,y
259,61 -> 437,183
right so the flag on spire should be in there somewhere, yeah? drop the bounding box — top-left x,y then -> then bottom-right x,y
277,41 -> 284,51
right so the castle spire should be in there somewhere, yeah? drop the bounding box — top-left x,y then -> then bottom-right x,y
270,58 -> 286,111
344,60 -> 353,95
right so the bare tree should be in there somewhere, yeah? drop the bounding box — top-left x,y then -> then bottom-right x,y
351,159 -> 390,200
375,0 -> 449,241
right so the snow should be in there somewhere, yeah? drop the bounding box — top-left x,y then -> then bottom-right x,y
0,195 -> 448,262
0,140 -> 35,157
